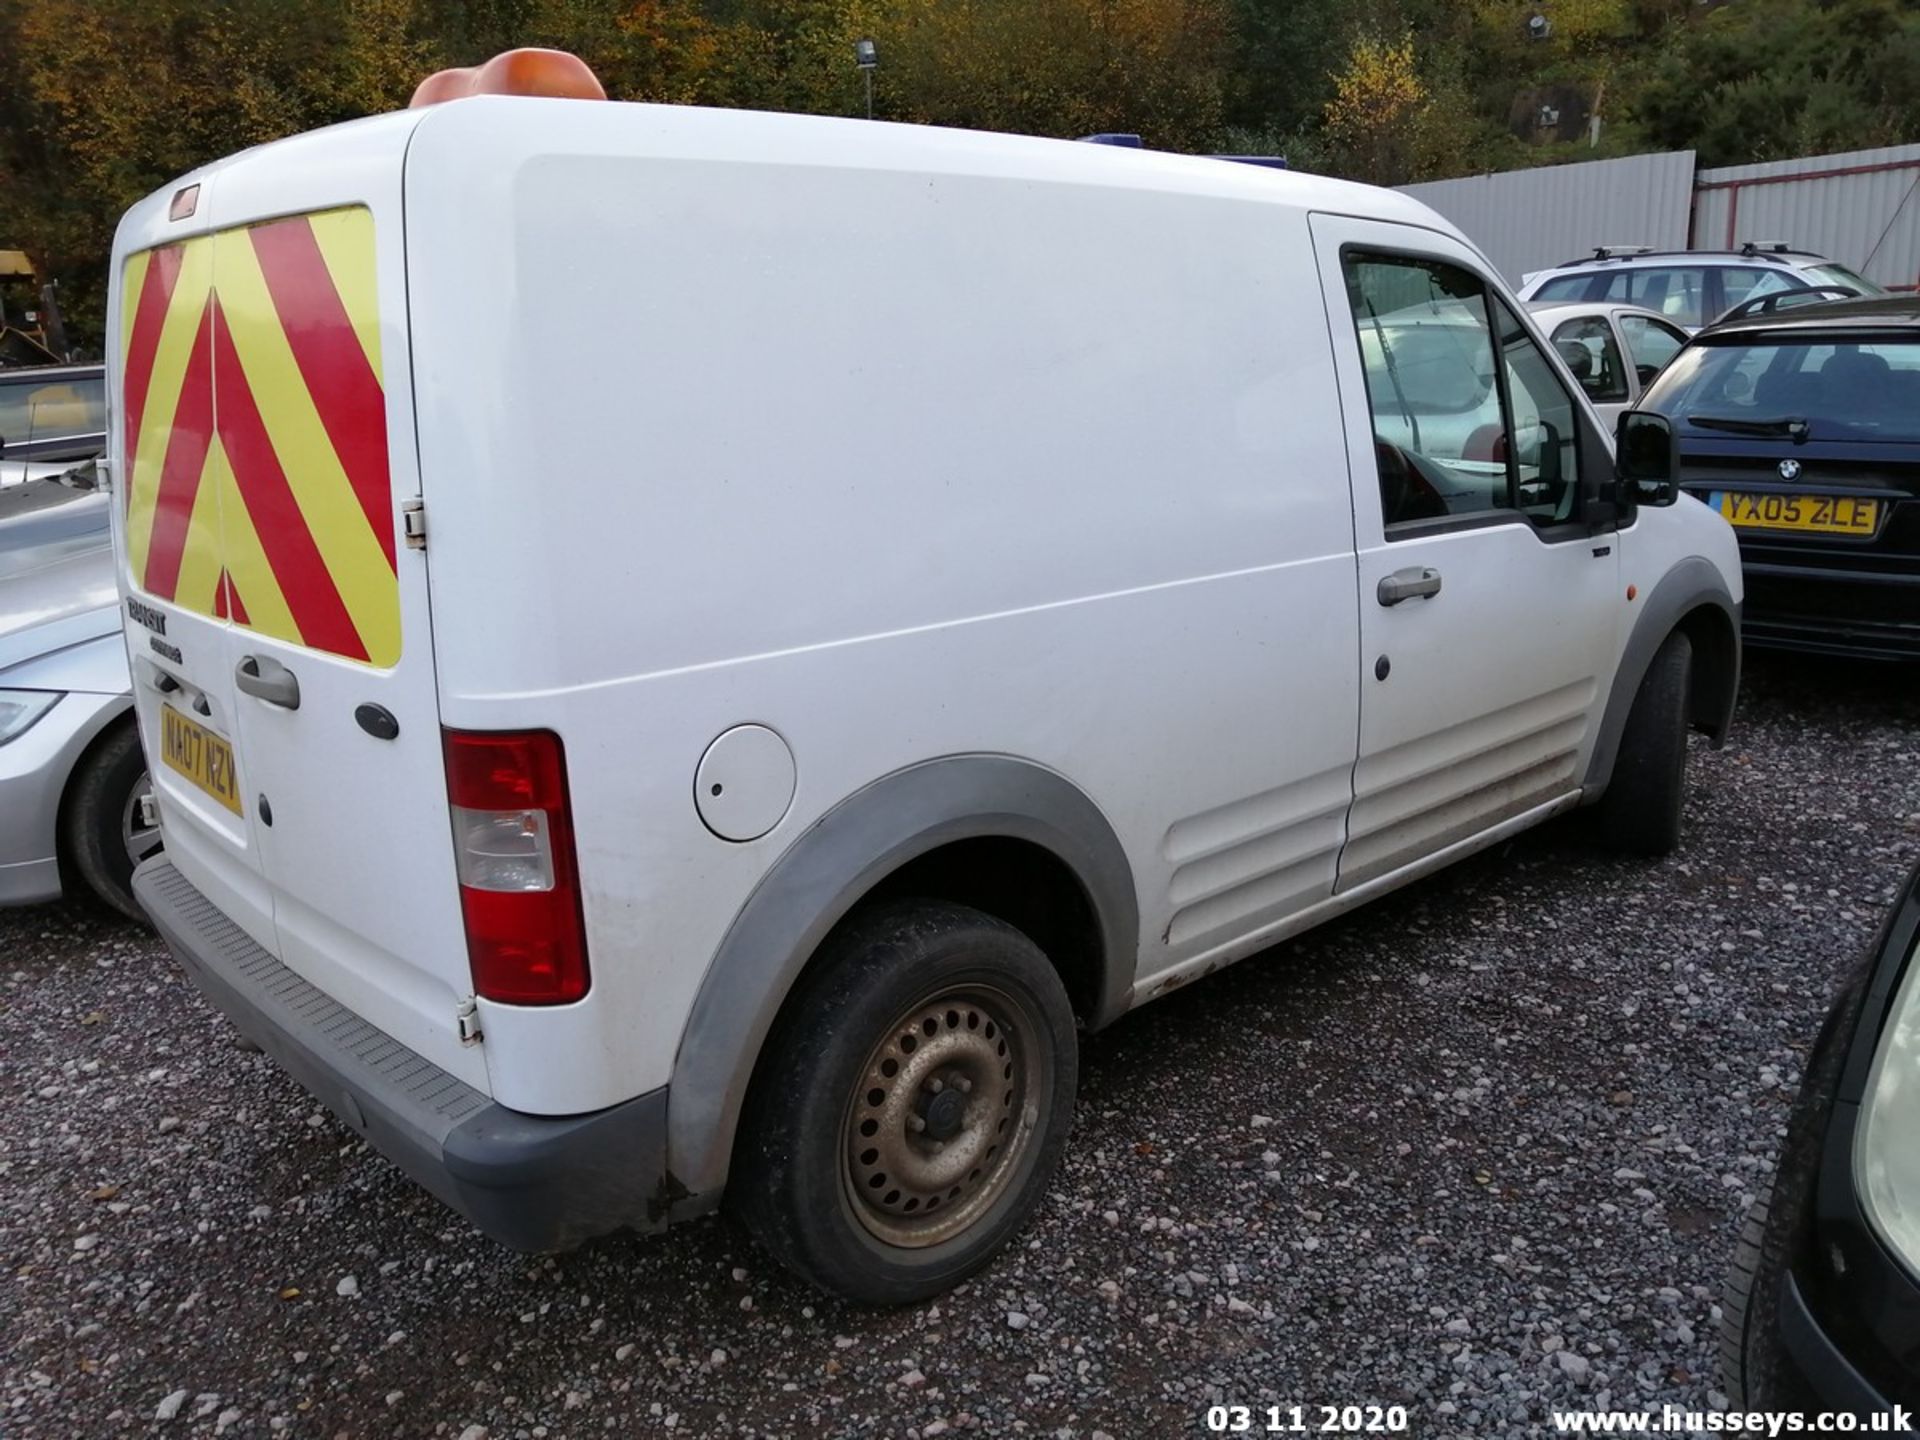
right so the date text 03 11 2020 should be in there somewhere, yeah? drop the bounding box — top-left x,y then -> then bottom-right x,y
1206,1405 -> 1411,1434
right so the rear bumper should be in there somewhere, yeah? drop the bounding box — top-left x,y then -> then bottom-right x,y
1741,561 -> 1920,660
135,857 -> 671,1251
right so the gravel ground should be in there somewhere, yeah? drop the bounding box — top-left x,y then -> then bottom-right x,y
4,652 -> 1917,1440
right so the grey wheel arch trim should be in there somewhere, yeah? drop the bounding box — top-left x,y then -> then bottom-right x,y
1584,555 -> 1741,795
664,754 -> 1138,1210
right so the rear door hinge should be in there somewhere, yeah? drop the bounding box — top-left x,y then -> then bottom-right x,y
402,499 -> 427,551
456,995 -> 483,1045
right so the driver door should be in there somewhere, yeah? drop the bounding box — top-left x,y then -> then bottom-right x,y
1310,215 -> 1623,890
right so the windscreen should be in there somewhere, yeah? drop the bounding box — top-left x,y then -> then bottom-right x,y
1639,335 -> 1920,442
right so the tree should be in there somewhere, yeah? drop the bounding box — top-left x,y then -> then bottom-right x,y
1320,28 -> 1488,184
6,0 -> 1919,353
1633,0 -> 1920,165
857,0 -> 1231,151
3,0 -> 348,339
1219,0 -> 1346,136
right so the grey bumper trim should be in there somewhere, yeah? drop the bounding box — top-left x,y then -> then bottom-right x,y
135,858 -> 668,1251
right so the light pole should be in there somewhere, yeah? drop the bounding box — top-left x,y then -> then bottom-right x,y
855,38 -> 878,120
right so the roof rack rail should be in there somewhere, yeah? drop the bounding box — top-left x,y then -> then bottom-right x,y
1737,240 -> 1809,258
1590,244 -> 1654,260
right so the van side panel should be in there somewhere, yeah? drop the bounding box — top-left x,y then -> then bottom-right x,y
405,101 -> 1364,1116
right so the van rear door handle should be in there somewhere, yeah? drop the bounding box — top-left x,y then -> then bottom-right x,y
1376,566 -> 1443,607
235,654 -> 300,710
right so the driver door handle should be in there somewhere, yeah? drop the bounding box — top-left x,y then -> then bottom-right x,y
1377,566 -> 1443,607
235,654 -> 300,710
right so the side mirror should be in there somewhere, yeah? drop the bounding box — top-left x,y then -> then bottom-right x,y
1614,411 -> 1679,506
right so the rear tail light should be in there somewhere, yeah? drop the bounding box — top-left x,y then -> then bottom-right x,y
442,729 -> 589,1005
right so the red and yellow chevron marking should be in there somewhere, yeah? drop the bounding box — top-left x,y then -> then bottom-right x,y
119,207 -> 399,667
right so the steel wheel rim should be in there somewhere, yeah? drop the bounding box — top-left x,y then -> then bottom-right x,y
842,984 -> 1042,1249
121,772 -> 162,869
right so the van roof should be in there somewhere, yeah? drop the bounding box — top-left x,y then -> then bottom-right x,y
141,97 -> 1467,254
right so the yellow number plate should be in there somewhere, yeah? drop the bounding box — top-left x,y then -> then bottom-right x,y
160,704 -> 242,815
1715,491 -> 1880,536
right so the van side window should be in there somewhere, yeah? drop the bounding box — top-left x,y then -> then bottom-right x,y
1344,252 -> 1581,533
1492,296 -> 1581,526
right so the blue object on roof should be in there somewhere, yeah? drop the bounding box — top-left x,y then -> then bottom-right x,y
1080,133 -> 1146,147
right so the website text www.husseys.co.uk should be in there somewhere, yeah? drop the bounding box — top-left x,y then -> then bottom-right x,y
1551,1405 -> 1914,1435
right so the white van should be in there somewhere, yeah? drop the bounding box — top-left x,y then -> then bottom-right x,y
110,69 -> 1742,1303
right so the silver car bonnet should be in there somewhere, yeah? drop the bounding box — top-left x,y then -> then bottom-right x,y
0,483 -> 119,676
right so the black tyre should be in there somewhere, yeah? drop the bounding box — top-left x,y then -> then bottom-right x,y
1597,629 -> 1693,855
1720,1191 -> 1819,1412
730,899 -> 1078,1305
1718,969 -> 1864,1411
61,720 -> 161,923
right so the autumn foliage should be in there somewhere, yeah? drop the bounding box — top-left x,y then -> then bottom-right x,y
2,0 -> 1917,349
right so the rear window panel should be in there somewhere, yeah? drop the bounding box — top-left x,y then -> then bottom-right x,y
1599,267 -> 1709,328
1641,336 -> 1920,442
119,207 -> 399,665
1803,262 -> 1885,295
1719,267 -> 1798,312
1531,275 -> 1594,304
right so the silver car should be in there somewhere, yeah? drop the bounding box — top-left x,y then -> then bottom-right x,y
0,475 -> 154,918
1526,301 -> 1691,431
1516,244 -> 1882,331
0,363 -> 107,485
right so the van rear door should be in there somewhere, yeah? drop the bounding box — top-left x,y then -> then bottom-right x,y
113,173 -> 278,950
201,123 -> 482,1087
113,115 -> 484,1089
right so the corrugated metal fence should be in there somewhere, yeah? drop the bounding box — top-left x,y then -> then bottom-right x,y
1399,152 -> 1696,282
1399,142 -> 1920,291
1693,145 -> 1920,291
